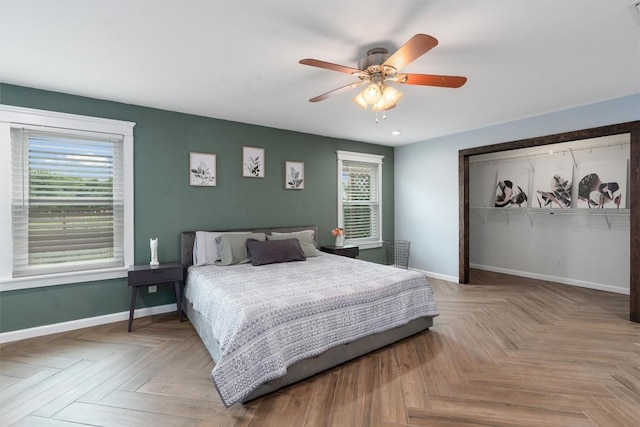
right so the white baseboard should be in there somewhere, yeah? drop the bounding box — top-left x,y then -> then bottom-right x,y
0,303 -> 178,344
470,263 -> 630,295
410,268 -> 458,283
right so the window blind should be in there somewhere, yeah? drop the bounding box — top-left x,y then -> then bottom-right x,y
341,160 -> 380,241
11,128 -> 124,277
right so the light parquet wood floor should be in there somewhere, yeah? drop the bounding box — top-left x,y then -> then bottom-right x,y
2,270 -> 639,426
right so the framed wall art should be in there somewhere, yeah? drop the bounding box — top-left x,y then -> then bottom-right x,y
532,163 -> 573,209
494,167 -> 529,208
243,146 -> 265,178
577,160 -> 626,209
189,152 -> 216,186
285,161 -> 304,189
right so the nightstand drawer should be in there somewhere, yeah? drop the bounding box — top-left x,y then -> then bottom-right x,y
128,262 -> 183,286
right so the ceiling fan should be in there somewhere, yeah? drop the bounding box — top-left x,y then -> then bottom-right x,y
299,34 -> 467,116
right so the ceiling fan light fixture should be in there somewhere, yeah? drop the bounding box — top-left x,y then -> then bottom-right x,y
300,33 -> 466,119
382,85 -> 402,105
362,83 -> 382,104
371,85 -> 403,111
372,98 -> 392,112
371,99 -> 387,112
353,92 -> 369,109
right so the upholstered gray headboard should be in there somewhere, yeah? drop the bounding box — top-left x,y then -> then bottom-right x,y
180,225 -> 319,268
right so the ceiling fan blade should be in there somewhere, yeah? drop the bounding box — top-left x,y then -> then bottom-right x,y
308,81 -> 364,102
383,34 -> 438,71
299,59 -> 361,75
402,73 -> 467,88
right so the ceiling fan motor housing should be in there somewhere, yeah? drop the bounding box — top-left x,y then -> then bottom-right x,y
358,48 -> 396,77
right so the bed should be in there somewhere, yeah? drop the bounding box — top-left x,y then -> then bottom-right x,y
180,225 -> 439,407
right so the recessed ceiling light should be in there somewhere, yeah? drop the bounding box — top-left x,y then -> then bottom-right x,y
391,130 -> 401,136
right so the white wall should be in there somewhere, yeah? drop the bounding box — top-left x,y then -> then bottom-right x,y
468,135 -> 630,293
395,94 -> 640,286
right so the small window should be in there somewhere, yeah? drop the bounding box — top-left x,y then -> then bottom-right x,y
337,151 -> 384,249
0,105 -> 135,290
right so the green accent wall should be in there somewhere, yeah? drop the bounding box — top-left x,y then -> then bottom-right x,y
0,83 -> 395,333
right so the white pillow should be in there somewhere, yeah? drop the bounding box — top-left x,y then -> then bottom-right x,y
193,231 -> 249,266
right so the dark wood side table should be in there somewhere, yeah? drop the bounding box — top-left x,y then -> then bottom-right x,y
320,244 -> 359,258
127,262 -> 184,332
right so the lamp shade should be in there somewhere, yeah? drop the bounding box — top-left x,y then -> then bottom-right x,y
372,85 -> 403,111
362,83 -> 382,104
353,92 -> 368,109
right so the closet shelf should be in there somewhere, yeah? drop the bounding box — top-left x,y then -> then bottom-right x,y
471,207 -> 629,228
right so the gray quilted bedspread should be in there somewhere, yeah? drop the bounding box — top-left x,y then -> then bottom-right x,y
185,253 -> 439,407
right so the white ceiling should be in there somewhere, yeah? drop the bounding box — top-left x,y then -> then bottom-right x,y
1,0 -> 639,146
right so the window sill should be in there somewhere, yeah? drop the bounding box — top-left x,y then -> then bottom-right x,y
0,267 -> 128,292
347,240 -> 382,250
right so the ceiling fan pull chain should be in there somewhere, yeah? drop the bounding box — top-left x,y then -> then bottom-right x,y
375,110 -> 379,123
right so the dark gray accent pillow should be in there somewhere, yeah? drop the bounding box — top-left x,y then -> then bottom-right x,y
246,238 -> 306,266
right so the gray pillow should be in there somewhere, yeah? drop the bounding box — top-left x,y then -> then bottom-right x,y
246,238 -> 306,266
267,230 -> 322,257
215,232 -> 266,266
194,231 -> 250,266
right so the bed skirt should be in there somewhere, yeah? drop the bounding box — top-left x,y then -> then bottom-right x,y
183,298 -> 433,403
